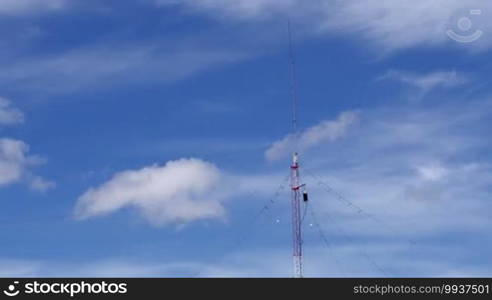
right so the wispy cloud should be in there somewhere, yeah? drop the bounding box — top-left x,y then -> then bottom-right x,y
416,163 -> 449,181
74,158 -> 226,226
157,0 -> 492,52
28,175 -> 56,192
0,97 -> 24,126
265,111 -> 359,161
0,97 -> 53,191
0,0 -> 68,15
0,259 -> 42,277
379,70 -> 467,91
155,0 -> 300,20
0,42 -> 247,94
301,97 -> 492,240
2,242 -> 490,277
3,1 -> 487,95
0,138 -> 54,191
325,0 -> 491,52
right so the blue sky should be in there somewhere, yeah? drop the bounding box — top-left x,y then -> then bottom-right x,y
0,0 -> 492,277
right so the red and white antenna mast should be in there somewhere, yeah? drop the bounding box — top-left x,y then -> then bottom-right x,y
288,21 -> 308,278
290,152 -> 305,278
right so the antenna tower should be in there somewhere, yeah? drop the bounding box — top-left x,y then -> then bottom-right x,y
288,21 -> 308,278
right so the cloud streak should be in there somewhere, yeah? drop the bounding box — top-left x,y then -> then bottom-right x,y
156,0 -> 300,20
158,0 -> 492,52
0,97 -> 24,126
301,97 -> 492,242
0,42 -> 247,94
265,111 -> 359,161
2,242 -> 490,277
4,1 -> 489,95
0,138 -> 54,190
0,0 -> 67,15
0,97 -> 53,191
379,70 -> 467,91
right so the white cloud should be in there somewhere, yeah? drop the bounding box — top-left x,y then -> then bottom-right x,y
301,98 -> 492,239
0,258 -> 206,277
379,70 -> 467,91
74,158 -> 226,226
0,98 -> 53,191
0,99 -> 53,191
0,97 -> 24,126
0,42 -> 247,94
0,139 -> 37,185
0,259 -> 42,277
318,0 -> 475,51
28,175 -> 56,192
158,0 -> 492,52
156,0 -> 299,20
6,1 -> 488,94
417,164 -> 449,181
0,0 -> 67,15
0,138 -> 53,190
265,111 -> 358,161
2,242 -> 490,277
325,1 -> 492,52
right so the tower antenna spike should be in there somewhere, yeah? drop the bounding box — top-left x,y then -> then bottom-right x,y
288,20 -> 299,135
